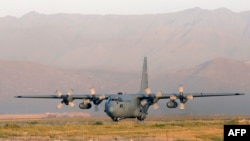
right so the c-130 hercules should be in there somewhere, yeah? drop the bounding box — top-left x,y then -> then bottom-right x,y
16,57 -> 244,121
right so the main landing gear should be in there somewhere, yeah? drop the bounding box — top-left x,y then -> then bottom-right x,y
136,114 -> 146,121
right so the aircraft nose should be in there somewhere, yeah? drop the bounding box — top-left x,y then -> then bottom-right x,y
108,107 -> 114,113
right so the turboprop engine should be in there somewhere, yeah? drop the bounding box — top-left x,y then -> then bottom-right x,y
56,89 -> 75,109
166,85 -> 193,109
166,101 -> 178,108
79,102 -> 92,109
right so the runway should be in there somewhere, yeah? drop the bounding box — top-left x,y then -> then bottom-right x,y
1,115 -> 249,141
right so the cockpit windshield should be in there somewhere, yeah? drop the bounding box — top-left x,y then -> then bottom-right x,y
111,98 -> 118,101
108,97 -> 123,102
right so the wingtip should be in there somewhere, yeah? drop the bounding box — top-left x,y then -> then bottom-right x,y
235,93 -> 244,95
15,96 -> 22,98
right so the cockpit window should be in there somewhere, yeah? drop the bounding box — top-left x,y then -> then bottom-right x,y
108,97 -> 123,102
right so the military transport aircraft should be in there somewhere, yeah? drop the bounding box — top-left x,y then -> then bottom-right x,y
15,57 -> 244,121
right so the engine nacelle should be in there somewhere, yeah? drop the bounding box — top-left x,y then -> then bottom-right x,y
79,102 -> 92,109
167,101 -> 178,108
93,99 -> 103,105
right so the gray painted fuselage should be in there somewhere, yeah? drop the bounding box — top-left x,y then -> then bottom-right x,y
104,94 -> 149,121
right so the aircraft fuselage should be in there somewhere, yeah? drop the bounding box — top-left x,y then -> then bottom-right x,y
104,94 -> 148,121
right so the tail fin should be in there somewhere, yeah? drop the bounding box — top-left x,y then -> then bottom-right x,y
140,57 -> 149,93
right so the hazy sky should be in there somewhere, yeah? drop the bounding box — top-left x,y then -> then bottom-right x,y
1,0 -> 250,17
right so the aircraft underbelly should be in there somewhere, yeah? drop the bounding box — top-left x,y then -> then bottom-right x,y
105,101 -> 139,118
116,104 -> 136,117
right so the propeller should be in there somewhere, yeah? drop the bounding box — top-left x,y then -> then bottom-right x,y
178,85 -> 193,110
90,87 -> 95,95
140,99 -> 147,106
67,89 -> 75,108
89,87 -> 105,111
57,102 -> 63,109
152,91 -> 162,110
89,88 -> 98,111
55,90 -> 62,97
170,95 -> 177,100
83,99 -> 90,105
142,87 -> 162,110
179,102 -> 185,110
144,87 -> 151,95
68,102 -> 75,108
67,89 -> 74,95
56,89 -> 75,109
56,90 -> 63,109
179,85 -> 184,95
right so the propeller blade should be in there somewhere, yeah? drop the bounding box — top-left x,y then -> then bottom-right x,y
152,91 -> 162,109
90,88 -> 96,95
179,85 -> 184,95
186,95 -> 193,100
170,95 -> 177,100
67,89 -> 74,95
155,91 -> 162,98
68,102 -> 75,108
83,99 -> 90,104
55,90 -> 62,97
144,87 -> 151,95
140,99 -> 147,106
180,102 -> 185,110
153,103 -> 159,110
99,94 -> 106,100
57,102 -> 63,109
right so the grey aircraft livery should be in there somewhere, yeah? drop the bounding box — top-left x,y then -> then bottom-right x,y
16,57 -> 244,121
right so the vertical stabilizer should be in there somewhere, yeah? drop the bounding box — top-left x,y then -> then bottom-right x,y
140,57 -> 149,93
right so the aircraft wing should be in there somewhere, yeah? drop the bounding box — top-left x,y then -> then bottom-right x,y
136,92 -> 244,100
189,93 -> 244,97
136,92 -> 244,110
15,94 -> 108,99
15,88 -> 110,100
158,92 -> 244,99
15,91 -> 110,109
16,95 -> 63,99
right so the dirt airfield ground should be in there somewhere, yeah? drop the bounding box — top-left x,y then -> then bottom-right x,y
0,114 -> 249,141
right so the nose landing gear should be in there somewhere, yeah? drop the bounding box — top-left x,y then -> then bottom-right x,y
137,114 -> 146,121
112,117 -> 121,122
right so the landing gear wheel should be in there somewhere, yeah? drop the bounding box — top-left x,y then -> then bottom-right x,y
112,117 -> 119,122
137,114 -> 146,121
136,117 -> 144,121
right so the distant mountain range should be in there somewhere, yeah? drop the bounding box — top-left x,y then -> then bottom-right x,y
0,7 -> 249,115
0,7 -> 250,73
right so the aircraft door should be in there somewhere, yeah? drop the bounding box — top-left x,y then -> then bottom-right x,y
118,97 -> 124,108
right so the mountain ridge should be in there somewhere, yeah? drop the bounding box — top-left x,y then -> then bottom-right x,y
0,7 -> 250,72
